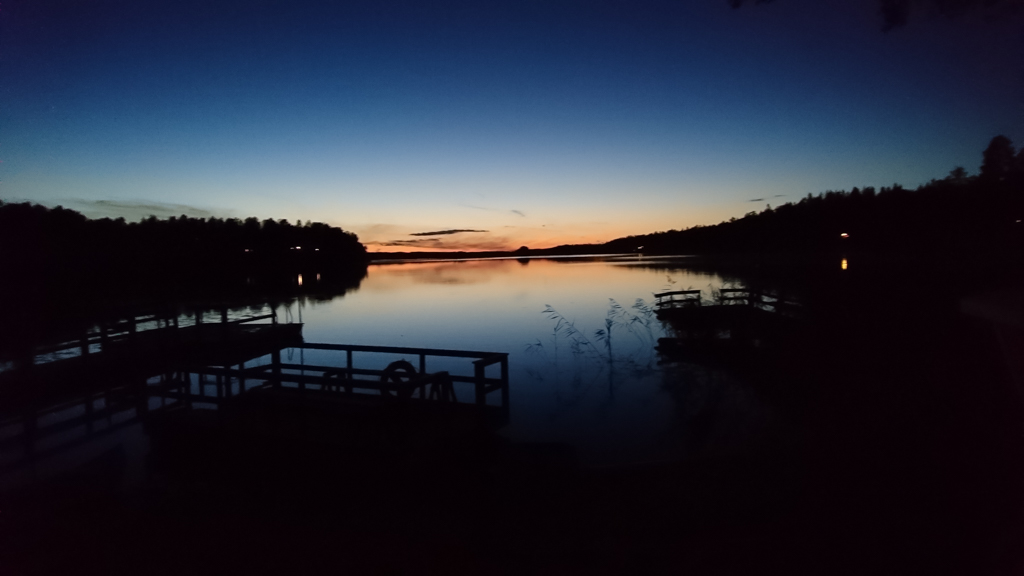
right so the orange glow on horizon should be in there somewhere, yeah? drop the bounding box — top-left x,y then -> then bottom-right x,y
365,232 -> 625,253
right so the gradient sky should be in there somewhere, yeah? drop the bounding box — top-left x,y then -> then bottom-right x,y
2,0 -> 1022,251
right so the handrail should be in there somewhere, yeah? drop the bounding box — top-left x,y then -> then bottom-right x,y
654,289 -> 702,298
300,342 -> 508,360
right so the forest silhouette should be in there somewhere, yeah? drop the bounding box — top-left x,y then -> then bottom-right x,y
0,207 -> 368,359
604,135 -> 1024,258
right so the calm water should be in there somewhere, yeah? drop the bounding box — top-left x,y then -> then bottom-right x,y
279,255 -> 771,466
1,255 -> 776,485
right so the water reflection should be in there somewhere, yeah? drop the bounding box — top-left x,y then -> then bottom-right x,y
842,258 -> 848,270
3,256 -> 772,468
295,256 -> 766,466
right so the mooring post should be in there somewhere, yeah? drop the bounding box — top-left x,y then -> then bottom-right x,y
80,329 -> 90,358
500,356 -> 509,415
271,349 -> 282,388
474,362 -> 486,406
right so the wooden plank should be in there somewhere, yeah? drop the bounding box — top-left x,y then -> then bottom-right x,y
654,290 -> 702,298
298,342 -> 508,360
228,313 -> 276,324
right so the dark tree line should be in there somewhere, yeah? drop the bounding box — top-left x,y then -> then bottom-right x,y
729,0 -> 1023,31
605,135 -> 1024,258
0,205 -> 367,298
0,206 -> 368,353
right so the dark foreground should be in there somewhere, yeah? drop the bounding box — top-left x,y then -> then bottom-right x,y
1,254 -> 1022,575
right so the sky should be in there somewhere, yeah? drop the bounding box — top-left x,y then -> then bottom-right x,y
1,0 -> 1023,252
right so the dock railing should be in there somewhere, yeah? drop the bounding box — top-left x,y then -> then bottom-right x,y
19,306 -> 282,367
654,289 -> 703,309
162,342 -> 511,416
717,288 -> 801,315
0,341 -> 512,475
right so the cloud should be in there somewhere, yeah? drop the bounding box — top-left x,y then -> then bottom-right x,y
409,229 -> 489,236
378,238 -> 442,246
60,198 -> 226,220
462,204 -> 526,218
748,195 -> 786,202
373,236 -> 512,251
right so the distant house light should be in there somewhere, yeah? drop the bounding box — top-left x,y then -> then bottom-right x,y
315,248 -> 320,251
840,233 -> 849,238
637,246 -> 644,250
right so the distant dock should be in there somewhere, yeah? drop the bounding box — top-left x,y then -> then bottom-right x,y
0,308 -> 511,479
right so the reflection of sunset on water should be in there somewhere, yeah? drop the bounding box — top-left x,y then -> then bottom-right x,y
291,255 -> 738,466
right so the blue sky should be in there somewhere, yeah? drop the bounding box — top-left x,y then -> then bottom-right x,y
2,0 -> 1022,250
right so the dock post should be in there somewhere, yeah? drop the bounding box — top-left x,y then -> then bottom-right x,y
500,356 -> 509,416
475,363 -> 486,406
80,329 -> 90,358
271,349 -> 282,388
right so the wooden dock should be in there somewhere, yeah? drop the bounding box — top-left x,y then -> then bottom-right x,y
0,338 -> 511,477
0,308 -> 301,403
653,287 -> 804,364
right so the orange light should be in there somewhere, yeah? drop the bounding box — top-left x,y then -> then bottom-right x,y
297,274 -> 303,286
841,258 -> 848,270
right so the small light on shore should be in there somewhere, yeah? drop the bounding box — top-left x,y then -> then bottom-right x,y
840,233 -> 849,238
841,258 -> 848,270
297,274 -> 303,286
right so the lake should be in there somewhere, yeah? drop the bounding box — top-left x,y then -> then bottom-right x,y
276,255 -> 771,466
4,253 -> 1022,574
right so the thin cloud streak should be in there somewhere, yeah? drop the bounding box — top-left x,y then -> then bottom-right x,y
58,199 -> 227,221
375,236 -> 513,251
462,204 -> 527,218
409,229 -> 489,236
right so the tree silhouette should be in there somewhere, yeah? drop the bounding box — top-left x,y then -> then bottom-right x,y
729,0 -> 1022,30
980,135 -> 1016,181
946,166 -> 969,181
